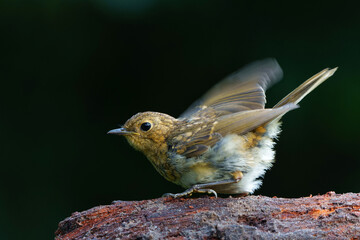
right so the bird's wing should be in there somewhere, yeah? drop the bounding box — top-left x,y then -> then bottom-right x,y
214,103 -> 298,136
169,103 -> 298,158
179,58 -> 283,119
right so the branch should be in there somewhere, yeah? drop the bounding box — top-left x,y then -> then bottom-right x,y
55,192 -> 360,239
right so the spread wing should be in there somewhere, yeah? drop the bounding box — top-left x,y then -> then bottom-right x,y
179,58 -> 283,119
169,58 -> 290,158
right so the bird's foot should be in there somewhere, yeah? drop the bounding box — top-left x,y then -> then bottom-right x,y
163,186 -> 217,198
162,175 -> 243,199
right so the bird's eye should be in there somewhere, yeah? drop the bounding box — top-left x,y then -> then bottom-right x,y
140,122 -> 152,132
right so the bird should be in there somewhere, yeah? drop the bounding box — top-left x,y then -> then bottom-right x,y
108,59 -> 337,198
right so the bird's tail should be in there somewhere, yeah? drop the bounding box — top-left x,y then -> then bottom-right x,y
274,67 -> 337,108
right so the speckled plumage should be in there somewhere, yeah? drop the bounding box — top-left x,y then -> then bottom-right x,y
108,59 -> 337,197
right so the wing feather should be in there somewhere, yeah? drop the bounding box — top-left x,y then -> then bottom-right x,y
214,103 -> 298,136
180,58 -> 283,118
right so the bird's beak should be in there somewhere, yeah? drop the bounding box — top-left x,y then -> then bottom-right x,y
107,127 -> 137,136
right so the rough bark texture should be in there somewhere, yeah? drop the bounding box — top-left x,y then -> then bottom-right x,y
55,192 -> 360,239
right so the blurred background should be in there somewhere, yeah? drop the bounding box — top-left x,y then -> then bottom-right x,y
1,0 -> 359,239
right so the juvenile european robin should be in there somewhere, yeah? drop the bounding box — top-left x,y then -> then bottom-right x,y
108,59 -> 337,198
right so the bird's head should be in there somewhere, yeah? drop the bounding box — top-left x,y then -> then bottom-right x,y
108,111 -> 178,155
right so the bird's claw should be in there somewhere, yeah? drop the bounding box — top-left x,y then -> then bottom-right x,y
201,188 -> 218,198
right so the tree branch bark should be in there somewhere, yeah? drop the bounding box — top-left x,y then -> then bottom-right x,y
55,192 -> 360,239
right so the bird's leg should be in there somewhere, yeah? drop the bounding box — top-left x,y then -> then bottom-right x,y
163,171 -> 243,198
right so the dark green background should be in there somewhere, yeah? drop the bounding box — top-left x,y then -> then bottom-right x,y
1,0 -> 359,239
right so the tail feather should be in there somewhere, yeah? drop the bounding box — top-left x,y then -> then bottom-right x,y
274,67 -> 337,108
